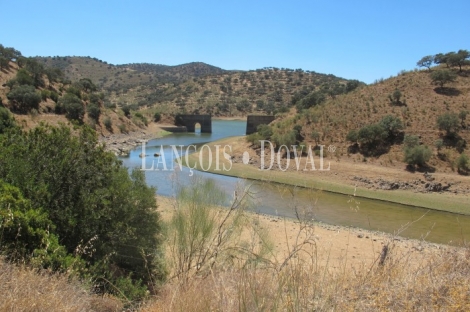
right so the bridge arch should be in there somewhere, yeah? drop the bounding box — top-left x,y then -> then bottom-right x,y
175,114 -> 212,133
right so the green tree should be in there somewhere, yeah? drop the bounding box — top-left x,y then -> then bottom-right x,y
0,125 -> 166,299
154,112 -> 161,122
447,50 -> 470,72
437,113 -> 460,136
456,153 -> 470,175
431,69 -> 457,88
87,103 -> 101,121
358,123 -> 388,146
0,107 -> 16,134
346,129 -> 358,144
0,56 -> 9,70
404,145 -> 431,168
79,78 -> 97,93
16,68 -> 34,86
59,93 -> 84,121
390,89 -> 402,104
24,58 -> 45,87
7,85 -> 41,113
417,55 -> 434,70
379,115 -> 404,140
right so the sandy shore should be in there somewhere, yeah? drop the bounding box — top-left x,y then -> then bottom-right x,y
156,195 -> 448,271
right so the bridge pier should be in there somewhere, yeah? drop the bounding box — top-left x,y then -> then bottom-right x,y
246,115 -> 276,135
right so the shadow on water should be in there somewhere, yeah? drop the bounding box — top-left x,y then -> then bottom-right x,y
120,120 -> 470,246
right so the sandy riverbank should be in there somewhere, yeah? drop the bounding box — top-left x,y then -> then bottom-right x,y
156,195 -> 450,271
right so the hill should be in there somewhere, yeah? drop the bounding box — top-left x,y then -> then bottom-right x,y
246,62 -> 470,181
35,56 -> 228,91
34,56 -> 358,118
113,68 -> 358,118
0,47 -> 148,141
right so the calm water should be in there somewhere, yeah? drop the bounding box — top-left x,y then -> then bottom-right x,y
120,120 -> 470,245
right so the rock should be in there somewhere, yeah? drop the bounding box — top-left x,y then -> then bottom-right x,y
139,153 -> 147,158
154,153 -> 160,157
357,234 -> 364,238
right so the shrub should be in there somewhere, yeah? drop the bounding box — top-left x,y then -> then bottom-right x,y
357,123 -> 387,146
0,125 -> 166,300
404,145 -> 431,167
59,93 -> 84,122
346,129 -> 358,144
104,116 -> 113,131
437,113 -> 460,136
7,85 -> 41,113
456,153 -> 470,174
0,106 -> 15,134
87,103 -> 101,122
154,112 -> 161,122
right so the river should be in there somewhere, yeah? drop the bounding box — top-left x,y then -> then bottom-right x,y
120,120 -> 470,245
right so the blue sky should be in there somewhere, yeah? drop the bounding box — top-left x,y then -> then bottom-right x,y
1,0 -> 469,83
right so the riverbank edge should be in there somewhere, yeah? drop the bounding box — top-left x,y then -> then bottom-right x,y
181,136 -> 470,216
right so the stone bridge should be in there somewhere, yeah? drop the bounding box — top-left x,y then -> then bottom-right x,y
174,114 -> 212,133
246,115 -> 276,135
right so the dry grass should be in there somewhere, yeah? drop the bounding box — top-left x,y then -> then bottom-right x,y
143,234 -> 470,311
0,259 -> 123,312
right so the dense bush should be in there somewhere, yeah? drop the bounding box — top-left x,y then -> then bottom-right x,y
403,134 -> 431,168
87,103 -> 101,121
437,113 -> 460,136
6,85 -> 41,113
59,93 -> 84,121
456,153 -> 470,175
0,124 -> 166,300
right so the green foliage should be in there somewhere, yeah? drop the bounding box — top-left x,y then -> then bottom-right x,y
66,86 -> 82,99
272,130 -> 297,148
345,80 -> 362,93
379,115 -> 404,140
357,123 -> 388,146
60,93 -> 84,122
24,58 -> 45,87
296,91 -> 326,111
0,180 -> 80,271
417,55 -> 434,70
257,124 -> 273,139
389,89 -> 402,104
346,129 -> 358,143
40,89 -> 51,101
0,124 -> 166,300
311,130 -> 321,144
456,153 -> 470,175
446,50 -> 470,71
0,56 -> 9,70
437,113 -> 460,135
403,134 -> 420,149
87,103 -> 101,121
16,68 -> 34,86
404,145 -> 431,167
6,85 -> 41,113
78,78 -> 97,93
122,105 -> 131,118
0,107 -> 16,134
104,117 -> 113,131
168,177 -> 267,281
153,112 -> 161,122
431,69 -> 457,88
